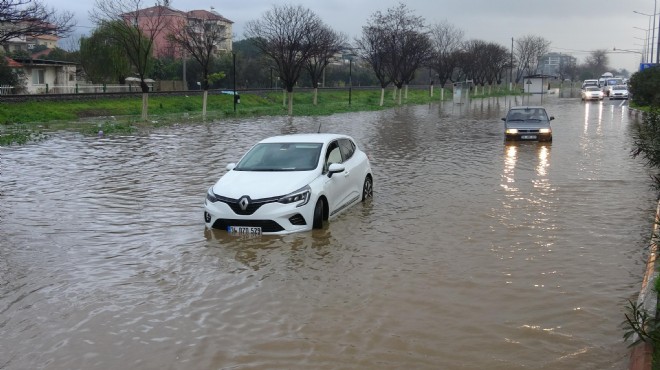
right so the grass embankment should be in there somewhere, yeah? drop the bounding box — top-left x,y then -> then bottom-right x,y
0,86 -> 513,145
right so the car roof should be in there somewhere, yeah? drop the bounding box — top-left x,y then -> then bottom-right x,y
508,106 -> 547,111
258,133 -> 351,144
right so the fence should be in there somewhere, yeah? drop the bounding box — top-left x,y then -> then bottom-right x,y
0,85 -> 14,95
47,84 -> 154,94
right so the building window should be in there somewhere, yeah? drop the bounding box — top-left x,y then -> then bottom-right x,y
32,69 -> 45,85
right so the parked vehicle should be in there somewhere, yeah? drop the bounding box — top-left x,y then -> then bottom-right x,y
581,86 -> 604,101
204,133 -> 373,235
502,106 -> 554,142
609,85 -> 629,100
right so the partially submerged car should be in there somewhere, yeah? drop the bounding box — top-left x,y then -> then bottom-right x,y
502,106 -> 554,142
204,133 -> 373,235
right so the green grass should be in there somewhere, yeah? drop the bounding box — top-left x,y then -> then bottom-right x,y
0,87 -> 518,145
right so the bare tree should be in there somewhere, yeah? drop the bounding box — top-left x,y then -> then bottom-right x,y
169,11 -> 229,118
428,20 -> 464,97
245,4 -> 323,115
584,49 -> 610,76
0,0 -> 75,52
482,42 -> 509,87
459,39 -> 488,86
381,3 -> 432,104
90,0 -> 172,120
514,35 -> 551,82
304,25 -> 346,105
355,24 -> 391,106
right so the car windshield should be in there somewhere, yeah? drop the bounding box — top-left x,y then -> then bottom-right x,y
234,142 -> 323,171
613,85 -> 627,91
506,108 -> 549,122
586,87 -> 599,91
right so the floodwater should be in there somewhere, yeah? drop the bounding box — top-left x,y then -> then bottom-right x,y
0,95 -> 655,369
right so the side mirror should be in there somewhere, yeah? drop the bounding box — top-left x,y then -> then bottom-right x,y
549,116 -> 555,121
501,117 -> 506,121
327,163 -> 345,178
226,163 -> 236,171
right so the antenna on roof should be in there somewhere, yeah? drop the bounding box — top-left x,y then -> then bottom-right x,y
317,121 -> 322,133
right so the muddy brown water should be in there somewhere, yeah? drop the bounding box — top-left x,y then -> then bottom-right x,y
0,96 -> 655,369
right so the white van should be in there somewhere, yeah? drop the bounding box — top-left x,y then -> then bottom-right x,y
582,79 -> 599,89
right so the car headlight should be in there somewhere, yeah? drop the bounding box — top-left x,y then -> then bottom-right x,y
539,128 -> 551,134
278,185 -> 311,207
506,128 -> 518,134
207,187 -> 219,203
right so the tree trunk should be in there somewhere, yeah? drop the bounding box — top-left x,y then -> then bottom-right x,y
282,89 -> 286,107
313,87 -> 318,105
287,91 -> 293,116
398,88 -> 402,105
141,93 -> 149,120
441,87 -> 445,101
379,88 -> 385,106
404,85 -> 408,99
202,90 -> 208,119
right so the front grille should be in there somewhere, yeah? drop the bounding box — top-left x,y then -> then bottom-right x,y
516,129 -> 540,133
289,213 -> 307,226
214,194 -> 280,215
212,219 -> 285,232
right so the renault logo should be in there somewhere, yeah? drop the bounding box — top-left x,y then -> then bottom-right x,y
238,196 -> 250,211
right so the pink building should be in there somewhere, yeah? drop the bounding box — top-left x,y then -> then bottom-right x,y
123,5 -> 233,59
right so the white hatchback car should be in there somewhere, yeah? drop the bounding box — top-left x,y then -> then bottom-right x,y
204,133 -> 373,235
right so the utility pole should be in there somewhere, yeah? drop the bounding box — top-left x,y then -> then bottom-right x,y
510,37 -> 514,91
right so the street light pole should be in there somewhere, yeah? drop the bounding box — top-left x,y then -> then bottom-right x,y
510,37 -> 514,91
634,27 -> 650,62
633,6 -> 660,63
348,58 -> 353,106
634,9 -> 656,63
656,0 -> 659,63
233,52 -> 236,113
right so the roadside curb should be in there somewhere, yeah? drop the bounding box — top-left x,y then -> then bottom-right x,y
629,200 -> 660,370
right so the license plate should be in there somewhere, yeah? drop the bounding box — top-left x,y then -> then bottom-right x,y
521,135 -> 537,140
228,226 -> 262,235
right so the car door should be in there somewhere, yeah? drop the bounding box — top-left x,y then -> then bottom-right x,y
322,140 -> 354,217
337,138 -> 362,203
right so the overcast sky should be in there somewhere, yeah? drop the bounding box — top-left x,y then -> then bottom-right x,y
47,0 -> 659,74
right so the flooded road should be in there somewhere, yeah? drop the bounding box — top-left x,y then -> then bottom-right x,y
0,95 -> 655,369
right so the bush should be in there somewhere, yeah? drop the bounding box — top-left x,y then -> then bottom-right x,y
632,108 -> 660,189
629,67 -> 660,106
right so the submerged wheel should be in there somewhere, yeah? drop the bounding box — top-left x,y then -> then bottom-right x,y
312,200 -> 324,229
362,175 -> 373,201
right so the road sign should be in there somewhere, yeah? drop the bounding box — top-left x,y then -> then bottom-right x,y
640,63 -> 658,71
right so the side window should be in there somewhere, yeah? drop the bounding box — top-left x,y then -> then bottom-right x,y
338,139 -> 356,161
324,141 -> 342,172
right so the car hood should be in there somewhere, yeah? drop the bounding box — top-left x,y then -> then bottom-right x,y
505,121 -> 551,129
211,170 -> 320,199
